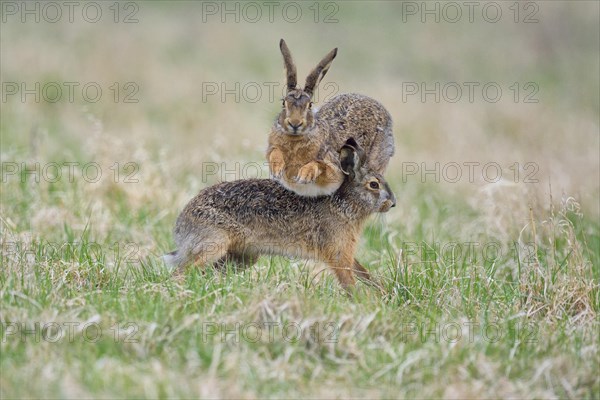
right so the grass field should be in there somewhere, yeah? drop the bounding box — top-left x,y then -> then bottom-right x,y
1,1 -> 599,398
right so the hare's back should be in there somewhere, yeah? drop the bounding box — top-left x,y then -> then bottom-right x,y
184,179 -> 320,223
317,93 -> 394,172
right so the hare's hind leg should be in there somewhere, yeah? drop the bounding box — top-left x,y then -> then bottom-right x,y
173,232 -> 231,277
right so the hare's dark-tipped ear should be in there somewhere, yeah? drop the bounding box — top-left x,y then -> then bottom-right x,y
340,138 -> 363,177
280,39 -> 297,92
304,47 -> 337,97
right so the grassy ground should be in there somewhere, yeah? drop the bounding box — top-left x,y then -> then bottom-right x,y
1,2 -> 599,398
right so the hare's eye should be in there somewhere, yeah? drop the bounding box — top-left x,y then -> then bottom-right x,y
309,102 -> 313,108
369,181 -> 380,190
281,99 -> 285,107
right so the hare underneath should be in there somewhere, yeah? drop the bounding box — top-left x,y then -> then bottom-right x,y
268,39 -> 394,197
165,139 -> 396,292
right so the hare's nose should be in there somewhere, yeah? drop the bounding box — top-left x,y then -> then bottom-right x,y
388,189 -> 397,207
289,122 -> 302,130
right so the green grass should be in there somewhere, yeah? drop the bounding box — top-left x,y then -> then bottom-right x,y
2,173 -> 598,398
1,2 -> 599,398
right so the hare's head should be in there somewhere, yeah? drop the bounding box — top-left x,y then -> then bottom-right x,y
339,138 -> 396,213
277,39 -> 337,135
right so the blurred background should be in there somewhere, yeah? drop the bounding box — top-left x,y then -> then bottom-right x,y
2,1 -> 599,245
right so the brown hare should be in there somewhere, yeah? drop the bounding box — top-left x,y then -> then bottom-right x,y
267,39 -> 395,197
165,139 -> 396,293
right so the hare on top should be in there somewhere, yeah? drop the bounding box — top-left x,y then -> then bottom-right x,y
268,39 -> 395,197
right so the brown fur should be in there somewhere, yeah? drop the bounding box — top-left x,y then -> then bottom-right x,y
267,39 -> 395,197
166,141 -> 395,293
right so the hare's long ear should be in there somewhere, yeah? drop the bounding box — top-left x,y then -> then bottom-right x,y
340,138 -> 363,178
304,47 -> 337,97
280,39 -> 297,92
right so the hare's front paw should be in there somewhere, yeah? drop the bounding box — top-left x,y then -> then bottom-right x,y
269,149 -> 285,179
295,162 -> 321,184
270,163 -> 284,179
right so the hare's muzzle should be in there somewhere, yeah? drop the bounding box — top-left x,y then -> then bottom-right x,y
285,119 -> 305,134
379,185 -> 396,212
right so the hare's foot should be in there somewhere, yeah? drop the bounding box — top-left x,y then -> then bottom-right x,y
268,148 -> 286,179
295,161 -> 322,184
